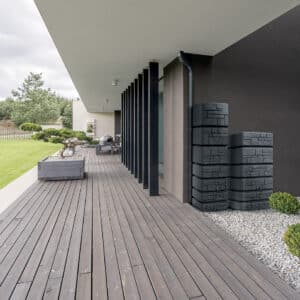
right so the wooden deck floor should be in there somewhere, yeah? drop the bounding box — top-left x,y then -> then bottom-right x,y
0,149 -> 298,300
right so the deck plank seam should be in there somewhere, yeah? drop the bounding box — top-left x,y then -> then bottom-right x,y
117,164 -> 224,300
112,160 -> 197,300
177,201 -> 296,299
0,181 -> 66,298
155,194 -> 267,299
106,158 -> 169,299
37,179 -> 83,298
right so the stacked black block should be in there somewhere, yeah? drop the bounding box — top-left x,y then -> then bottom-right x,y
229,132 -> 273,210
192,103 -> 229,211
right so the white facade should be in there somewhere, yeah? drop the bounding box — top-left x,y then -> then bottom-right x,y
72,99 -> 115,138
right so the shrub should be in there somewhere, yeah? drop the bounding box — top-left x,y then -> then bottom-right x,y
85,136 -> 93,143
32,132 -> 46,141
43,128 -> 61,136
32,128 -> 92,144
284,223 -> 300,258
20,122 -> 42,132
48,136 -> 64,144
59,128 -> 73,138
73,131 -> 88,140
269,192 -> 300,214
89,140 -> 99,145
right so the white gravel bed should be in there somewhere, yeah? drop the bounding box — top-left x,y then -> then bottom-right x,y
204,209 -> 300,290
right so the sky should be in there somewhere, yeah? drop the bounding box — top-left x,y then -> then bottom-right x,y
0,0 -> 79,100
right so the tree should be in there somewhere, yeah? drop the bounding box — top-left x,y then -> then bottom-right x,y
61,101 -> 73,129
0,72 -> 74,127
8,72 -> 74,126
10,89 -> 61,125
11,72 -> 44,100
0,98 -> 14,120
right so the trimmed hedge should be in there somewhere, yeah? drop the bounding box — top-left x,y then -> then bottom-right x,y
20,122 -> 42,132
269,192 -> 300,214
284,223 -> 300,258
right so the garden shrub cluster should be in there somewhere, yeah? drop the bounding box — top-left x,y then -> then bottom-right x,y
20,122 -> 42,132
269,192 -> 300,214
32,128 -> 95,144
284,223 -> 300,258
48,136 -> 65,144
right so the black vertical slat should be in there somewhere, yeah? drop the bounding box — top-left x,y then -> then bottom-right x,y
137,74 -> 143,183
148,62 -> 159,196
128,86 -> 132,170
121,93 -> 124,163
134,78 -> 138,178
124,90 -> 127,167
130,82 -> 134,174
123,92 -> 126,164
142,69 -> 149,189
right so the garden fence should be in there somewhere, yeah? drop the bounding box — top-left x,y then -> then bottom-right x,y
0,128 -> 33,140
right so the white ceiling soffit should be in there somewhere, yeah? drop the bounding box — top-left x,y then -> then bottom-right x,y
34,0 -> 300,112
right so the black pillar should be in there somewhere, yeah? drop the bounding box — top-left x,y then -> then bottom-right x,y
123,92 -> 126,164
142,69 -> 149,189
124,90 -> 128,167
134,79 -> 138,178
137,74 -> 143,183
130,83 -> 134,174
148,62 -> 159,196
132,81 -> 136,175
128,86 -> 132,171
121,92 -> 124,163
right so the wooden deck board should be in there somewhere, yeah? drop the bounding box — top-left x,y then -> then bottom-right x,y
0,149 -> 298,299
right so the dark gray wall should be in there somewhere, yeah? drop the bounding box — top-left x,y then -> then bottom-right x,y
189,5 -> 300,194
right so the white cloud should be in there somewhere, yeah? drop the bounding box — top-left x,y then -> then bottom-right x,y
0,0 -> 79,99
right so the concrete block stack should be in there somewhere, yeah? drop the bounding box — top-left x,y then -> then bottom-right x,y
229,132 -> 273,210
192,103 -> 229,211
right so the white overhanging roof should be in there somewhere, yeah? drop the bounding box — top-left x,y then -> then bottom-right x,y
34,0 -> 300,112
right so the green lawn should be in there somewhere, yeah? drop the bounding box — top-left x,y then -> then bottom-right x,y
0,140 -> 62,189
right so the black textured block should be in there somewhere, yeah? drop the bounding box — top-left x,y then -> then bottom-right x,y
230,190 -> 272,201
231,164 -> 273,178
230,132 -> 273,148
192,198 -> 228,211
193,164 -> 229,178
229,200 -> 269,211
192,189 -> 228,202
230,147 -> 273,165
192,176 -> 229,192
231,177 -> 273,191
193,146 -> 229,165
193,127 -> 228,145
193,103 -> 229,127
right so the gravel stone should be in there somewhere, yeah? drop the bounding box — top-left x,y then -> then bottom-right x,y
204,209 -> 300,290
